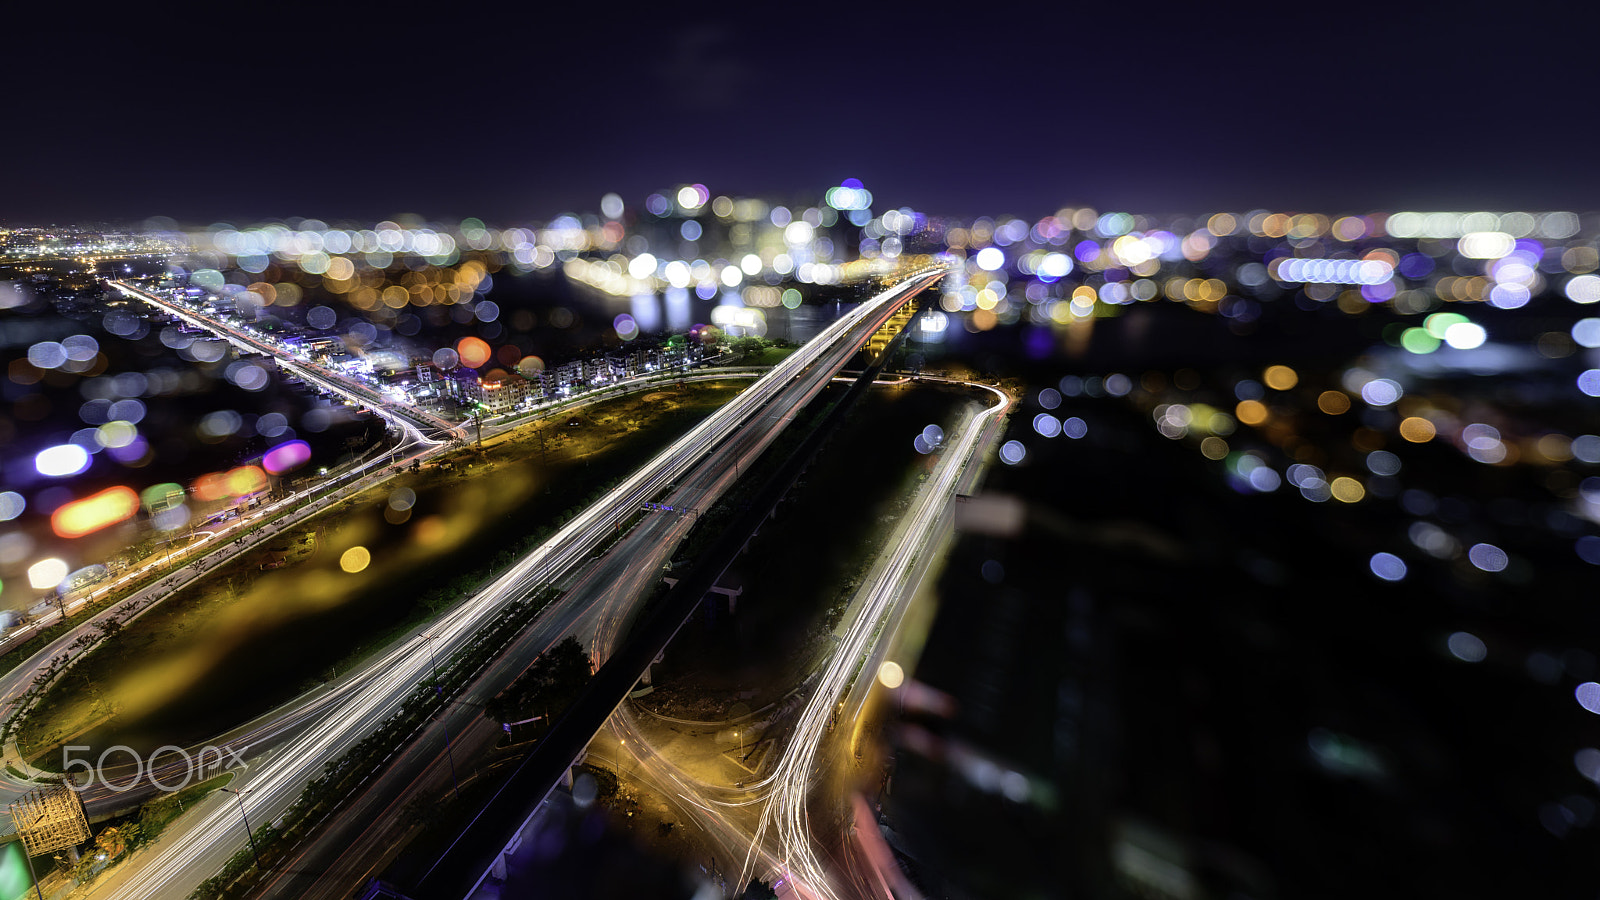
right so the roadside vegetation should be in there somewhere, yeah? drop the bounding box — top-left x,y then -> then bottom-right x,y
16,381 -> 747,763
188,588 -> 569,900
647,379 -> 987,715
726,336 -> 797,368
0,772 -> 236,896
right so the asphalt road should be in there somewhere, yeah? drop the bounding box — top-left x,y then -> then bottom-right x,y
87,268 -> 949,899
576,379 -> 1010,900
266,269 -> 953,899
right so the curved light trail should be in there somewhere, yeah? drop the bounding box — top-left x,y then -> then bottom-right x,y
89,266 -> 953,899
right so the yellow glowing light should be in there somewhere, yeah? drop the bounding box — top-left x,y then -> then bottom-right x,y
95,420 -> 137,449
52,486 -> 139,538
1112,234 -> 1153,266
1330,477 -> 1366,503
340,546 -> 371,574
1399,417 -> 1437,443
325,256 -> 355,281
1317,390 -> 1351,414
1536,433 -> 1573,462
1194,278 -> 1218,302
1235,400 -> 1268,426
1263,365 -> 1298,390
1200,436 -> 1229,460
225,465 -> 268,497
877,660 -> 905,689
272,280 -> 302,307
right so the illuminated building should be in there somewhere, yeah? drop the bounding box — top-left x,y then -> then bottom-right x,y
469,371 -> 542,414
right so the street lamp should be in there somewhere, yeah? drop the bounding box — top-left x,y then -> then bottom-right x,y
219,787 -> 262,871
421,633 -> 462,800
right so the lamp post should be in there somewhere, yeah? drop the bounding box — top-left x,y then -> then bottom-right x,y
421,633 -> 462,800
219,788 -> 261,870
18,810 -> 45,900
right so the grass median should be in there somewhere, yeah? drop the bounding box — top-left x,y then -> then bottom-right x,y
16,380 -> 747,764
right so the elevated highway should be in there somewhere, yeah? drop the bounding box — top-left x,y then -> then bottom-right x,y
96,266 -> 949,899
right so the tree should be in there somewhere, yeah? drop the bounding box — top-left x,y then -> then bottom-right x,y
729,336 -> 769,357
485,636 -> 591,722
741,878 -> 778,899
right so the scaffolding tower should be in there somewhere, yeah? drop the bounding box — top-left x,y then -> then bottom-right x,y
8,785 -> 89,857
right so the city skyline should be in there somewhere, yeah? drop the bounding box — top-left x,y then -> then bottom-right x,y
6,3 -> 1600,897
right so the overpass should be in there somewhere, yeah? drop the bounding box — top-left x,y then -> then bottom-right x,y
377,273 -> 935,899
108,281 -> 455,445
101,265 -> 950,900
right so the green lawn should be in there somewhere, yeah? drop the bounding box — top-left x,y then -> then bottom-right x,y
743,347 -> 797,367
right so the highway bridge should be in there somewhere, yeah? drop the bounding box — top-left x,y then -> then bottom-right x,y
88,265 -> 951,899
108,281 -> 456,445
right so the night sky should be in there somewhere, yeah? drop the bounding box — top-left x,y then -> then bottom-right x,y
7,2 -> 1600,225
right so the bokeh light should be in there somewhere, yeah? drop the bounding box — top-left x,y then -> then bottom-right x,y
1399,417 -> 1437,442
1578,683 -> 1600,715
263,440 -> 313,475
51,486 -> 140,539
340,546 -> 372,574
1446,632 -> 1487,662
1330,477 -> 1365,503
1369,552 -> 1407,582
1444,322 -> 1487,350
0,492 -> 25,521
36,444 -> 91,477
28,557 -> 69,591
1263,365 -> 1298,390
1467,543 -> 1509,572
225,465 -> 268,497
1317,391 -> 1351,414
